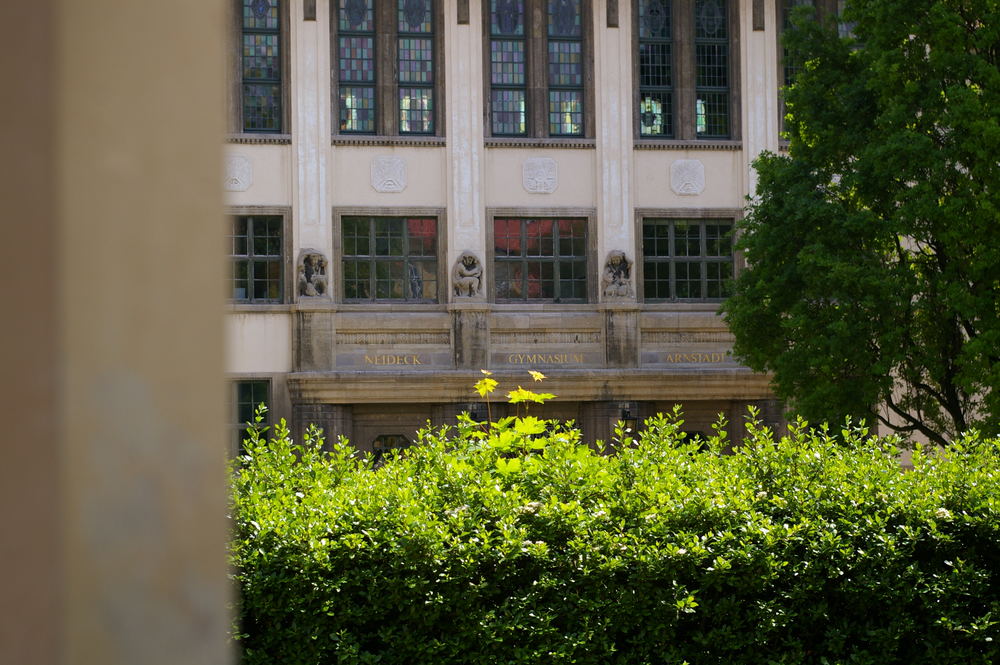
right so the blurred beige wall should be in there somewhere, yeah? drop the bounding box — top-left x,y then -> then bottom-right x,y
1,2 -> 230,664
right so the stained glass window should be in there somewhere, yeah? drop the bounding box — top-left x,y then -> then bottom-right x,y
488,0 -> 588,137
489,0 -> 527,135
230,215 -> 283,303
343,217 -> 438,302
638,0 -> 673,136
242,0 -> 282,132
642,219 -> 733,300
397,0 -> 434,134
337,0 -> 376,133
546,0 -> 583,135
494,218 -> 588,302
333,0 -> 436,135
694,0 -> 729,138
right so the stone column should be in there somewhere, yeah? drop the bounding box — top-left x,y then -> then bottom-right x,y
593,0 -> 635,268
291,0 -> 331,255
445,0 -> 487,279
294,306 -> 336,371
1,3 -> 230,664
740,0 -> 780,197
604,304 -> 640,368
451,302 -> 490,369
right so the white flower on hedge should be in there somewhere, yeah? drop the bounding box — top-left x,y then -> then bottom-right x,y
935,507 -> 952,519
517,501 -> 544,514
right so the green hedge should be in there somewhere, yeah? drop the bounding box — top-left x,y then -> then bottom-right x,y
231,410 -> 1000,665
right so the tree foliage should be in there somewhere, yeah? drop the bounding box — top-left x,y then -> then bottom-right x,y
722,0 -> 1000,445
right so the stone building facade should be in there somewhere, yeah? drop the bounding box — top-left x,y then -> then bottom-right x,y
226,0 -> 805,452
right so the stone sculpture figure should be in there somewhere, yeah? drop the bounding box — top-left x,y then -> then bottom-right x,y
298,252 -> 328,297
602,250 -> 633,298
452,251 -> 483,297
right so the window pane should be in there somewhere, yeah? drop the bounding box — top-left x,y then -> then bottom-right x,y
696,91 -> 729,138
233,260 -> 249,300
241,2 -> 282,133
639,42 -> 672,88
674,261 -> 699,298
548,90 -> 582,135
342,216 -> 437,302
491,89 -> 526,135
338,0 -> 374,31
244,0 -> 280,30
398,0 -> 432,33
695,0 -> 730,139
399,38 -> 434,83
399,87 -> 434,134
491,40 -> 525,85
339,86 -> 375,133
548,0 -> 581,37
548,41 -> 582,87
338,36 -> 375,82
494,218 -> 587,302
643,260 -> 670,300
491,0 -> 524,35
641,219 -> 732,301
242,84 -> 282,132
638,0 -> 671,38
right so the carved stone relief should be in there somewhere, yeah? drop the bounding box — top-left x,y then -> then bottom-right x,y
602,250 -> 634,299
298,250 -> 329,298
336,332 -> 450,345
224,154 -> 252,192
522,157 -> 558,194
452,251 -> 483,298
670,159 -> 705,196
371,156 -> 407,192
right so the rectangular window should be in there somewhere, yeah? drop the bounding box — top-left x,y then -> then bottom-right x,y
342,216 -> 439,301
230,215 -> 283,303
642,219 -> 733,300
634,0 -> 735,141
637,0 -> 673,137
487,0 -> 590,138
694,0 -> 729,138
232,379 -> 270,454
494,217 -> 588,302
333,0 -> 438,136
241,0 -> 283,132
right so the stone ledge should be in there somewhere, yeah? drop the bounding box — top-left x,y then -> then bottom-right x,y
288,368 -> 773,403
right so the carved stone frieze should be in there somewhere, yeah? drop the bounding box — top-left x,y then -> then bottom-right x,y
522,157 -> 558,194
452,251 -> 483,298
297,250 -> 329,298
642,331 -> 735,344
491,331 -> 601,345
371,156 -> 407,192
670,159 -> 705,195
224,154 -> 252,191
336,332 -> 450,345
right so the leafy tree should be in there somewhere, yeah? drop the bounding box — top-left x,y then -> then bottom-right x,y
723,0 -> 1000,445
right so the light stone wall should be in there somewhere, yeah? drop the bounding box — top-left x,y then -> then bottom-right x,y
484,149 -> 598,208
224,145 -> 294,206
330,147 -> 449,206
633,150 -> 747,209
226,313 -> 294,374
225,0 -> 786,426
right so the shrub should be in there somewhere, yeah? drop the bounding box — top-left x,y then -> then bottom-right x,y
231,401 -> 1000,665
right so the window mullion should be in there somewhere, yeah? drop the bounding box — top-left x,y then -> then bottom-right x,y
529,0 -> 548,137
